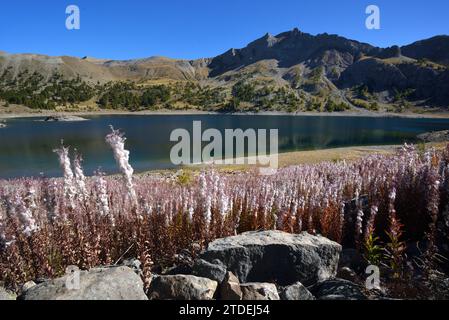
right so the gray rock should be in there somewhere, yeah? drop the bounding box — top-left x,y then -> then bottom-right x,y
337,267 -> 358,282
20,281 -> 36,294
200,230 -> 342,286
43,115 -> 88,122
309,278 -> 367,300
121,258 -> 142,275
192,259 -> 227,283
426,271 -> 449,299
241,283 -> 280,300
148,275 -> 217,300
219,272 -> 242,300
163,250 -> 194,275
0,287 -> 16,300
319,294 -> 353,300
279,282 -> 315,300
19,266 -> 147,300
417,130 -> 449,143
164,264 -> 193,276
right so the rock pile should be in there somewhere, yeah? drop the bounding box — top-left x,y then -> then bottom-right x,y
146,230 -> 348,300
6,230 -> 373,300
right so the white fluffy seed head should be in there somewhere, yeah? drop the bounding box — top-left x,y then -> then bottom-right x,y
54,144 -> 76,209
105,127 -> 137,205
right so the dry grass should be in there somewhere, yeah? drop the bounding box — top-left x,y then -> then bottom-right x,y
277,145 -> 397,166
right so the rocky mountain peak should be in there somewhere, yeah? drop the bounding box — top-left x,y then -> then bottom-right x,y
1,28 -> 449,109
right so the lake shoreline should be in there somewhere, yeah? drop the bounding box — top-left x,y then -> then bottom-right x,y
2,108 -> 449,120
2,112 -> 449,179
2,142 -> 448,180
0,144 -> 411,180
143,142 -> 448,177
0,144 -> 402,180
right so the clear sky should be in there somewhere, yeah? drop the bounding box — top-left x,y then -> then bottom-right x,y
0,0 -> 448,60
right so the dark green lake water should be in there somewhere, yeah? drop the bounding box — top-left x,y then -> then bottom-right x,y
1,114 -> 449,178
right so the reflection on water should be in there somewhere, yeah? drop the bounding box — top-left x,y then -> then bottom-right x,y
0,114 -> 449,178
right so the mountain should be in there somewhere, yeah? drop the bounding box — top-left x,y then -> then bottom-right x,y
402,35 -> 449,66
0,53 -> 209,83
1,28 -> 448,112
209,28 -> 379,76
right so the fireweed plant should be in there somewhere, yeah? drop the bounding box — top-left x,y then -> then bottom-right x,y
0,128 -> 449,293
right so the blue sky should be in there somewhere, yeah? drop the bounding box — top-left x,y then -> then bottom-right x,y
0,0 -> 448,60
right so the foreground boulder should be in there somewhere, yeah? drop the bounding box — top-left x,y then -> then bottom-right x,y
279,282 -> 315,300
19,266 -> 147,300
337,267 -> 358,282
121,258 -> 142,275
192,259 -> 227,283
148,275 -> 217,300
0,287 -> 16,300
200,230 -> 342,286
240,283 -> 280,300
20,281 -> 36,295
162,249 -> 195,275
309,278 -> 367,300
219,272 -> 242,300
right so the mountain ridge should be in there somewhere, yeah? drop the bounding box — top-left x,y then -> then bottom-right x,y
1,28 -> 448,112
